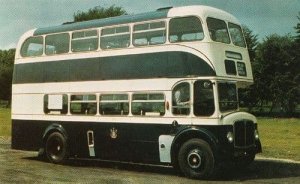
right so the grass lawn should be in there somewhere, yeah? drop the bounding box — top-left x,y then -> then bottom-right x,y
258,118 -> 300,161
0,108 -> 299,161
0,108 -> 11,137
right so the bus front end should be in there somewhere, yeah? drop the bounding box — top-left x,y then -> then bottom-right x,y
215,80 -> 262,165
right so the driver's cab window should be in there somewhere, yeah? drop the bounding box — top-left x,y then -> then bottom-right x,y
194,80 -> 215,116
172,82 -> 190,115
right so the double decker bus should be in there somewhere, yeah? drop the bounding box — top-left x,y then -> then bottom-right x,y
12,5 -> 262,179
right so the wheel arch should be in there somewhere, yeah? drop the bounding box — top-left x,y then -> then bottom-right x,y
42,123 -> 68,144
171,127 -> 219,166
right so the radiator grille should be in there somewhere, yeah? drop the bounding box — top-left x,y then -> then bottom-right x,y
234,120 -> 255,148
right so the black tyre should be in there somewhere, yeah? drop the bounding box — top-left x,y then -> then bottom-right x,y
45,132 -> 68,164
178,139 -> 215,179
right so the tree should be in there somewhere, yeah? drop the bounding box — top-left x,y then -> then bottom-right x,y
242,25 -> 259,62
294,12 -> 300,44
239,26 -> 259,110
255,34 -> 299,116
73,5 -> 127,22
0,49 -> 15,104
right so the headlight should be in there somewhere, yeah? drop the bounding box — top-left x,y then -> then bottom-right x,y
254,129 -> 259,140
227,132 -> 234,143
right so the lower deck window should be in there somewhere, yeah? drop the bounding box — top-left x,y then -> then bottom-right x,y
99,94 -> 129,115
131,93 -> 165,116
70,94 -> 97,115
172,82 -> 190,115
44,94 -> 68,114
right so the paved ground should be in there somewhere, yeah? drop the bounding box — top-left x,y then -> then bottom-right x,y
0,137 -> 299,184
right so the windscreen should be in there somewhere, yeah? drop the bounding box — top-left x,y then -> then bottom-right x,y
218,82 -> 238,112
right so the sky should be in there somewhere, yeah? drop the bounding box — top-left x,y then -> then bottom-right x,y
0,0 -> 299,50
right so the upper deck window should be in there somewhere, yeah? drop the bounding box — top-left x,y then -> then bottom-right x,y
45,33 -> 70,55
133,21 -> 166,46
71,30 -> 98,52
228,23 -> 246,47
169,16 -> 204,43
100,26 -> 130,49
207,17 -> 230,44
21,36 -> 43,57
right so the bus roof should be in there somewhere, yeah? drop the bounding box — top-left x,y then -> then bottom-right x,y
33,5 -> 239,36
33,9 -> 169,36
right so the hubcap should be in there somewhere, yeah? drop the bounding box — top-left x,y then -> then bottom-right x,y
187,149 -> 202,169
48,138 -> 62,159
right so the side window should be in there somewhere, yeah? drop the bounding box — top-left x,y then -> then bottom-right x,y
131,93 -> 165,116
71,30 -> 98,52
237,62 -> 247,76
207,17 -> 230,44
20,36 -> 43,57
225,60 -> 237,75
133,21 -> 166,46
70,94 -> 97,115
194,80 -> 215,116
99,94 -> 129,115
172,82 -> 190,115
45,33 -> 70,55
228,23 -> 246,47
44,94 -> 68,114
100,26 -> 130,49
169,16 -> 204,43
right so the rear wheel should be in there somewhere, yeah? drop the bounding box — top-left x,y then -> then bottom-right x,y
45,132 -> 68,164
178,139 -> 215,179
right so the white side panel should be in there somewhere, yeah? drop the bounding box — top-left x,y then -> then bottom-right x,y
12,78 -> 179,94
159,135 -> 175,163
12,94 -> 44,115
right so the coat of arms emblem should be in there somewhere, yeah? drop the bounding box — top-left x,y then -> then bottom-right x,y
110,128 -> 118,139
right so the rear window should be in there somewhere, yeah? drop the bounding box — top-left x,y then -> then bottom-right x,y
20,36 -> 43,57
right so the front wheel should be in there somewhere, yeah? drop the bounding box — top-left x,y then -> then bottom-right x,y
45,132 -> 69,164
178,139 -> 215,179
